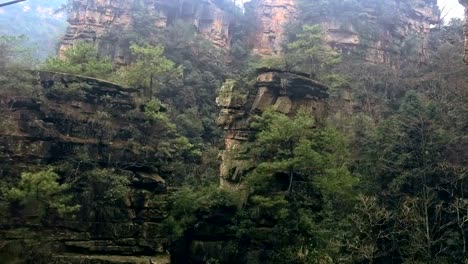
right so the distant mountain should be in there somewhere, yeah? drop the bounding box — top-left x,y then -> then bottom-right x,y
0,0 -> 67,60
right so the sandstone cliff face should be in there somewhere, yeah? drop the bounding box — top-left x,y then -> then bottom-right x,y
61,0 -> 440,64
246,0 -> 297,55
460,0 -> 468,63
60,0 -> 233,62
216,70 -> 328,191
335,0 -> 439,64
0,72 -> 174,264
247,0 -> 439,64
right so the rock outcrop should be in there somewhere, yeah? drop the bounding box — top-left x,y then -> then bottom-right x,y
60,0 -> 234,62
460,0 -> 468,63
246,0 -> 297,55
216,69 -> 328,191
61,0 -> 440,64
247,0 -> 439,64
0,72 -> 175,263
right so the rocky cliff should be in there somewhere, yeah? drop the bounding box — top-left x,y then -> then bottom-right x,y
216,70 -> 328,191
60,0 -> 234,62
60,0 -> 440,64
325,0 -> 439,64
246,0 -> 439,64
246,0 -> 297,55
0,72 -> 177,264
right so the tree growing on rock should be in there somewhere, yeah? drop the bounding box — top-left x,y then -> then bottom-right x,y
287,25 -> 341,81
3,168 -> 79,221
43,42 -> 114,78
112,43 -> 183,99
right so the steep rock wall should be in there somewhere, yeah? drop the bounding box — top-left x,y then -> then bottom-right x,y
0,72 -> 174,264
216,70 -> 328,191
61,0 -> 440,65
247,0 -> 439,64
60,0 -> 234,62
246,0 -> 297,55
325,0 -> 439,64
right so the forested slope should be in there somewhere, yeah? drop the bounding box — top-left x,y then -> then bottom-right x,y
0,0 -> 467,263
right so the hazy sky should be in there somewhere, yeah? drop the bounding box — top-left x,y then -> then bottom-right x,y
235,0 -> 465,22
0,0 -> 464,21
438,0 -> 464,21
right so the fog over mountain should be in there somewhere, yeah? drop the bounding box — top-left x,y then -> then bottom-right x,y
438,0 -> 464,21
0,0 -> 67,59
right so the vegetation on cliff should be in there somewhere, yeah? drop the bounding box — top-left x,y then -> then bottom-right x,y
0,0 -> 467,263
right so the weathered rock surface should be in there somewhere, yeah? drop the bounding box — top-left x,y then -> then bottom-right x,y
342,0 -> 439,64
216,69 -> 328,191
61,0 -> 440,65
0,72 -> 172,263
60,0 -> 234,62
247,0 -> 439,64
246,0 -> 297,55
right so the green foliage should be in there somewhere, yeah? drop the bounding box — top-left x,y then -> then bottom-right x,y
104,16 -> 238,184
1,2 -> 467,263
3,169 -> 79,219
247,110 -> 356,198
249,56 -> 286,70
45,81 -> 91,100
113,43 -> 182,98
363,91 -> 449,192
43,42 -> 114,78
286,25 -> 341,79
349,90 -> 467,263
164,185 -> 241,239
0,68 -> 41,97
252,24 -> 342,87
175,107 -> 205,140
234,110 -> 357,262
144,98 -> 176,131
0,238 -> 54,264
75,168 -> 130,221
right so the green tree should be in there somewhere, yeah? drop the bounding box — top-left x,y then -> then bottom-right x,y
286,25 -> 341,80
4,169 -> 79,219
248,110 -> 355,196
355,92 -> 467,263
237,110 -> 357,262
76,168 -> 130,222
43,42 -> 114,78
113,43 -> 182,99
163,185 -> 240,239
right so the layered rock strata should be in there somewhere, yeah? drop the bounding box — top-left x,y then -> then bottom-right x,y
216,69 -> 328,191
0,72 -> 173,264
325,0 -> 439,64
60,0 -> 234,61
247,0 -> 439,64
246,0 -> 297,55
61,0 -> 440,65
